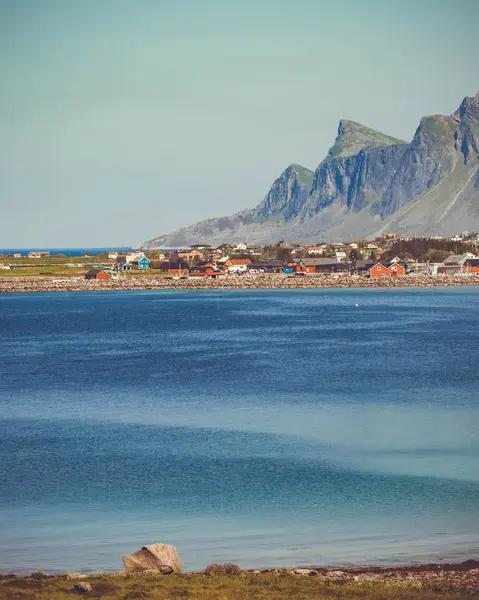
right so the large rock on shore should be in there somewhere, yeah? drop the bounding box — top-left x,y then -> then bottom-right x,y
122,544 -> 180,574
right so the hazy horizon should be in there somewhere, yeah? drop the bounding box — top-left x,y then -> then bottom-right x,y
1,0 -> 478,247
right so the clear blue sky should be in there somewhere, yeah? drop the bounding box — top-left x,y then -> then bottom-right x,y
1,0 -> 478,247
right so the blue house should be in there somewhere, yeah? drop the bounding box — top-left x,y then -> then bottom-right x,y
132,256 -> 151,270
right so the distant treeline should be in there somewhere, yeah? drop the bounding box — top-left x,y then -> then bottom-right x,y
381,238 -> 475,262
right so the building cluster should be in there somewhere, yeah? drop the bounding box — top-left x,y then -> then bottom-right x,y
82,232 -> 479,281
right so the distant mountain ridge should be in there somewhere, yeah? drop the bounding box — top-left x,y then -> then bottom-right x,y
143,91 -> 479,247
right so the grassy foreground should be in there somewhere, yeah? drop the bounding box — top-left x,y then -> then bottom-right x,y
0,572 -> 477,600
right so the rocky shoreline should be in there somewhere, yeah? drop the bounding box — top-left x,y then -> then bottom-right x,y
1,273 -> 479,293
1,560 -> 478,592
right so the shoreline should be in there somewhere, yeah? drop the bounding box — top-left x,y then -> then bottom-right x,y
1,273 -> 479,294
1,559 -> 478,594
3,558 -> 479,578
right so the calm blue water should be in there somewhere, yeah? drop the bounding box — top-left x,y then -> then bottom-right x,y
0,288 -> 478,574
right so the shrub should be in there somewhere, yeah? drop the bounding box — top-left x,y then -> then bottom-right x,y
203,563 -> 242,575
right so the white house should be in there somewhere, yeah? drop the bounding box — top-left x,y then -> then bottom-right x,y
308,246 -> 326,255
233,242 -> 248,252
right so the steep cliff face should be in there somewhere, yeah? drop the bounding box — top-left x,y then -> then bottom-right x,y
371,115 -> 458,218
143,91 -> 479,247
454,92 -> 479,165
303,142 -> 408,218
253,164 -> 314,221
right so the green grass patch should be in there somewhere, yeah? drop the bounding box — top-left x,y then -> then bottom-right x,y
0,572 -> 476,600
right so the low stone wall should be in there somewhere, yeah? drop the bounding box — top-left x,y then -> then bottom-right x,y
1,274 -> 479,293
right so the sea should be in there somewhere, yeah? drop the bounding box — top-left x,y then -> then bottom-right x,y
0,288 -> 478,574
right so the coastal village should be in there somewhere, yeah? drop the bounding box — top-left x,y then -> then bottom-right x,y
2,231 -> 479,283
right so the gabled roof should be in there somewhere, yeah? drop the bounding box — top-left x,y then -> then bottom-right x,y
444,253 -> 476,265
160,260 -> 189,269
369,262 -> 405,271
85,269 -> 102,276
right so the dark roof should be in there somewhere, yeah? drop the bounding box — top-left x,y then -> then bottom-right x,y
354,259 -> 375,269
160,260 -> 189,270
116,256 -> 127,264
464,259 -> 479,267
248,261 -> 283,269
85,269 -> 101,277
297,258 -> 341,266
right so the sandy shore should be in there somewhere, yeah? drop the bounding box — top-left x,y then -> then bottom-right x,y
1,273 -> 479,293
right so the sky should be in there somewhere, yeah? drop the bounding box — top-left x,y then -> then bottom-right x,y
1,0 -> 478,248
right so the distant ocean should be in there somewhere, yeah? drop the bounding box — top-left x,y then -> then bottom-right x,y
1,288 -> 478,574
0,247 -> 132,257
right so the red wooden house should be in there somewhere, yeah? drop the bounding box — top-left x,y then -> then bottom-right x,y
369,262 -> 406,278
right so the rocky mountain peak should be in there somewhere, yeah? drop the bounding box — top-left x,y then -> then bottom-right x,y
328,119 -> 406,158
143,90 -> 479,249
253,163 -> 314,220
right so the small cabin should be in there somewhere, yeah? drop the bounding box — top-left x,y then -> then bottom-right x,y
132,256 -> 151,270
85,269 -> 110,281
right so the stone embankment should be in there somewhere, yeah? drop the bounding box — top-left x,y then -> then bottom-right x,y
282,560 -> 479,589
1,274 -> 479,294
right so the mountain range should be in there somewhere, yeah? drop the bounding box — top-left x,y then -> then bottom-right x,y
143,91 -> 479,248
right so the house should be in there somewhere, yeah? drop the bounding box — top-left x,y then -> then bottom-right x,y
330,241 -> 345,250
215,244 -> 232,253
224,258 -> 251,273
335,251 -> 347,262
189,265 -> 224,278
178,250 -> 204,262
159,260 -> 190,274
132,256 -> 151,270
438,253 -> 477,274
444,253 -> 476,266
246,245 -> 262,256
369,262 -> 406,278
351,259 -> 375,274
190,244 -> 211,250
295,258 -> 349,274
28,251 -> 50,258
83,252 -> 91,257
13,253 -> 22,258
108,251 -> 118,260
115,256 -> 132,270
215,256 -> 230,267
247,260 -> 283,273
0,264 -> 10,270
363,243 -> 382,254
85,269 -> 110,280
463,259 -> 479,273
307,246 -> 326,255
233,242 -> 248,252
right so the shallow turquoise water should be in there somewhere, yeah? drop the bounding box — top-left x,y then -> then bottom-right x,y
0,288 -> 478,573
